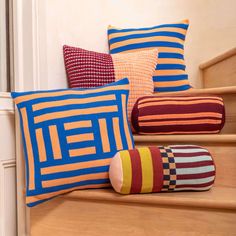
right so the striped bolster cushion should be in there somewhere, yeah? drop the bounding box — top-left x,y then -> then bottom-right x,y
109,146 -> 215,194
131,96 -> 225,134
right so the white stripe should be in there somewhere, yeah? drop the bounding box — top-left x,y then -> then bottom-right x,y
176,165 -> 215,175
172,148 -> 208,153
176,176 -> 215,185
174,155 -> 212,163
173,185 -> 213,191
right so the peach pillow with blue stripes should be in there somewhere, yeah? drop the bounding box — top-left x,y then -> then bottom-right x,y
11,78 -> 134,207
108,20 -> 191,92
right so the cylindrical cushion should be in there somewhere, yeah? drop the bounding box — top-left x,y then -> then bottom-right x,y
131,96 -> 225,134
109,146 -> 215,194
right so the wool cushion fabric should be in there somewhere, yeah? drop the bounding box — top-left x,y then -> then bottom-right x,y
63,45 -> 158,120
109,145 -> 215,194
131,96 -> 225,134
108,19 -> 191,92
11,78 -> 134,207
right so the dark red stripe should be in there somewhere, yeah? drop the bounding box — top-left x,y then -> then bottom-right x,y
129,149 -> 142,194
170,145 -> 204,149
176,161 -> 214,168
149,147 -> 163,192
177,171 -> 215,180
139,117 -> 222,123
175,180 -> 215,189
173,152 -> 210,157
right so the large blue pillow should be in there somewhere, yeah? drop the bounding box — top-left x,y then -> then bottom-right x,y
12,78 -> 134,206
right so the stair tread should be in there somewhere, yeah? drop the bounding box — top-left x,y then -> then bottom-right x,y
154,86 -> 236,96
63,186 -> 236,211
134,134 -> 236,143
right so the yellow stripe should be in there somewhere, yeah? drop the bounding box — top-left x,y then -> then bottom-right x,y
112,117 -> 123,151
99,119 -> 110,153
66,133 -> 94,143
35,128 -> 47,162
69,146 -> 96,157
64,120 -> 92,130
34,105 -> 118,123
21,108 -> 35,190
154,79 -> 189,88
138,147 -> 153,193
110,36 -> 183,50
14,84 -> 128,105
120,151 -> 132,194
41,158 -> 111,175
121,94 -> 133,149
33,94 -> 116,111
139,112 -> 222,121
49,125 -> 62,160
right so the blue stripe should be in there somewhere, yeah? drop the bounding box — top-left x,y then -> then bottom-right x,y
108,23 -> 189,34
158,52 -> 184,59
110,41 -> 183,54
153,74 -> 188,82
109,31 -> 185,44
156,64 -> 186,70
154,84 -> 191,92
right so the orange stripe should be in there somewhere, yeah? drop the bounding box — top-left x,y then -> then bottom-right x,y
121,94 -> 133,149
154,80 -> 189,88
14,84 -> 128,105
64,120 -> 92,130
140,119 -> 222,127
34,105 -> 118,123
21,108 -> 35,190
32,94 -> 116,111
112,117 -> 123,151
69,146 -> 96,157
99,119 -> 110,153
35,128 -> 47,162
139,112 -> 222,121
66,133 -> 94,143
49,125 -> 62,160
138,100 -> 223,108
42,172 -> 108,188
157,58 -> 185,65
139,130 -> 219,135
26,183 -> 111,204
41,158 -> 112,175
154,69 -> 185,76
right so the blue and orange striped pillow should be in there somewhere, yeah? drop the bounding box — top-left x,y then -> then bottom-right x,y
108,20 -> 191,92
12,78 -> 134,206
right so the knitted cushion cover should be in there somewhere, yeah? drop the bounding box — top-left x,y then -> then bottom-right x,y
63,45 -> 158,120
11,79 -> 134,207
107,19 -> 191,92
132,96 -> 225,134
109,146 -> 215,194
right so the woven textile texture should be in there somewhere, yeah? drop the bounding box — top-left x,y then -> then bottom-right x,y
131,95 -> 225,134
63,45 -> 158,120
108,19 -> 191,92
11,79 -> 134,207
109,145 -> 215,194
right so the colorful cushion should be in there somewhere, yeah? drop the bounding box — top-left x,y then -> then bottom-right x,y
132,96 -> 225,134
11,78 -> 134,207
109,146 -> 215,194
108,20 -> 191,92
63,45 -> 158,120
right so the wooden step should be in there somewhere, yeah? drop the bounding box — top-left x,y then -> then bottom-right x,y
134,134 -> 236,188
154,86 -> 236,134
199,47 -> 236,88
30,186 -> 236,236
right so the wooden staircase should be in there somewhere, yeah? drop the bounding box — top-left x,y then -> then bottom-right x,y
30,49 -> 236,236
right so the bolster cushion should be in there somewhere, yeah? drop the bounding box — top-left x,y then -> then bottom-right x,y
131,96 -> 225,134
109,146 -> 215,194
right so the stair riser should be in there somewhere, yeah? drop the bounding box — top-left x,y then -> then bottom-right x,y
135,142 -> 236,188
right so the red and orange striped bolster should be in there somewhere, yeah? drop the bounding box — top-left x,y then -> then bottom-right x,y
131,96 -> 225,134
109,146 -> 215,194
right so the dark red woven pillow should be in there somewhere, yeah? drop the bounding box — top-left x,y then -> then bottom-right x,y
131,96 -> 225,134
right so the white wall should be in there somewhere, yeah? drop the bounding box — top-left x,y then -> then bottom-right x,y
39,0 -> 236,90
